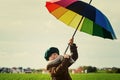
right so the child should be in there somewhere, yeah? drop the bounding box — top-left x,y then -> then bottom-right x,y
44,38 -> 78,80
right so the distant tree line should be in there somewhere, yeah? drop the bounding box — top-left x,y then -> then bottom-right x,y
71,66 -> 97,73
105,67 -> 120,73
71,66 -> 120,74
0,66 -> 120,74
79,66 -> 97,73
85,66 -> 97,73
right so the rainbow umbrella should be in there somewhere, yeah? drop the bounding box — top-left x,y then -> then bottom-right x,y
46,0 -> 116,40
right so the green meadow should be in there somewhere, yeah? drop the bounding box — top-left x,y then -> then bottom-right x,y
0,73 -> 120,80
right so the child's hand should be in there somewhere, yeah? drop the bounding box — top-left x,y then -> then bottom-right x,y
68,38 -> 74,45
64,54 -> 70,59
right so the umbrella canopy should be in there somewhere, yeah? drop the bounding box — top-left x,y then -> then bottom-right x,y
46,0 -> 116,39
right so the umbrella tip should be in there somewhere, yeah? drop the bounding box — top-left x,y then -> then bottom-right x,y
89,0 -> 92,4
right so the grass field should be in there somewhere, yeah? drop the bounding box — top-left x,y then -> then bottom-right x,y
0,73 -> 120,80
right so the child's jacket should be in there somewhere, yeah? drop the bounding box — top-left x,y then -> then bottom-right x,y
47,44 -> 78,80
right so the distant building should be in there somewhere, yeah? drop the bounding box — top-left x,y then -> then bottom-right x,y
71,67 -> 84,74
24,67 -> 32,73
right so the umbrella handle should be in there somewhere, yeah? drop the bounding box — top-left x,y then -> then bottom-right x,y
64,0 -> 93,54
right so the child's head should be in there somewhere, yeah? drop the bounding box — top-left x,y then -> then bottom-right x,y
44,47 -> 59,61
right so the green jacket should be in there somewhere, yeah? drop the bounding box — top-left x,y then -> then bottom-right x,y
47,44 -> 78,80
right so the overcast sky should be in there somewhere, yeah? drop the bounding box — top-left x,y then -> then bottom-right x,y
0,0 -> 120,69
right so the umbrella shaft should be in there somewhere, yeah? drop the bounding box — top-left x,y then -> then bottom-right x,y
64,0 -> 92,54
64,16 -> 84,54
72,0 -> 92,38
72,16 -> 84,38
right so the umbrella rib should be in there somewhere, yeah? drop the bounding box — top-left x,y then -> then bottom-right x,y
67,12 -> 78,25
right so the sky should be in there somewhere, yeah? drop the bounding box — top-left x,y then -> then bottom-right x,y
0,0 -> 120,69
